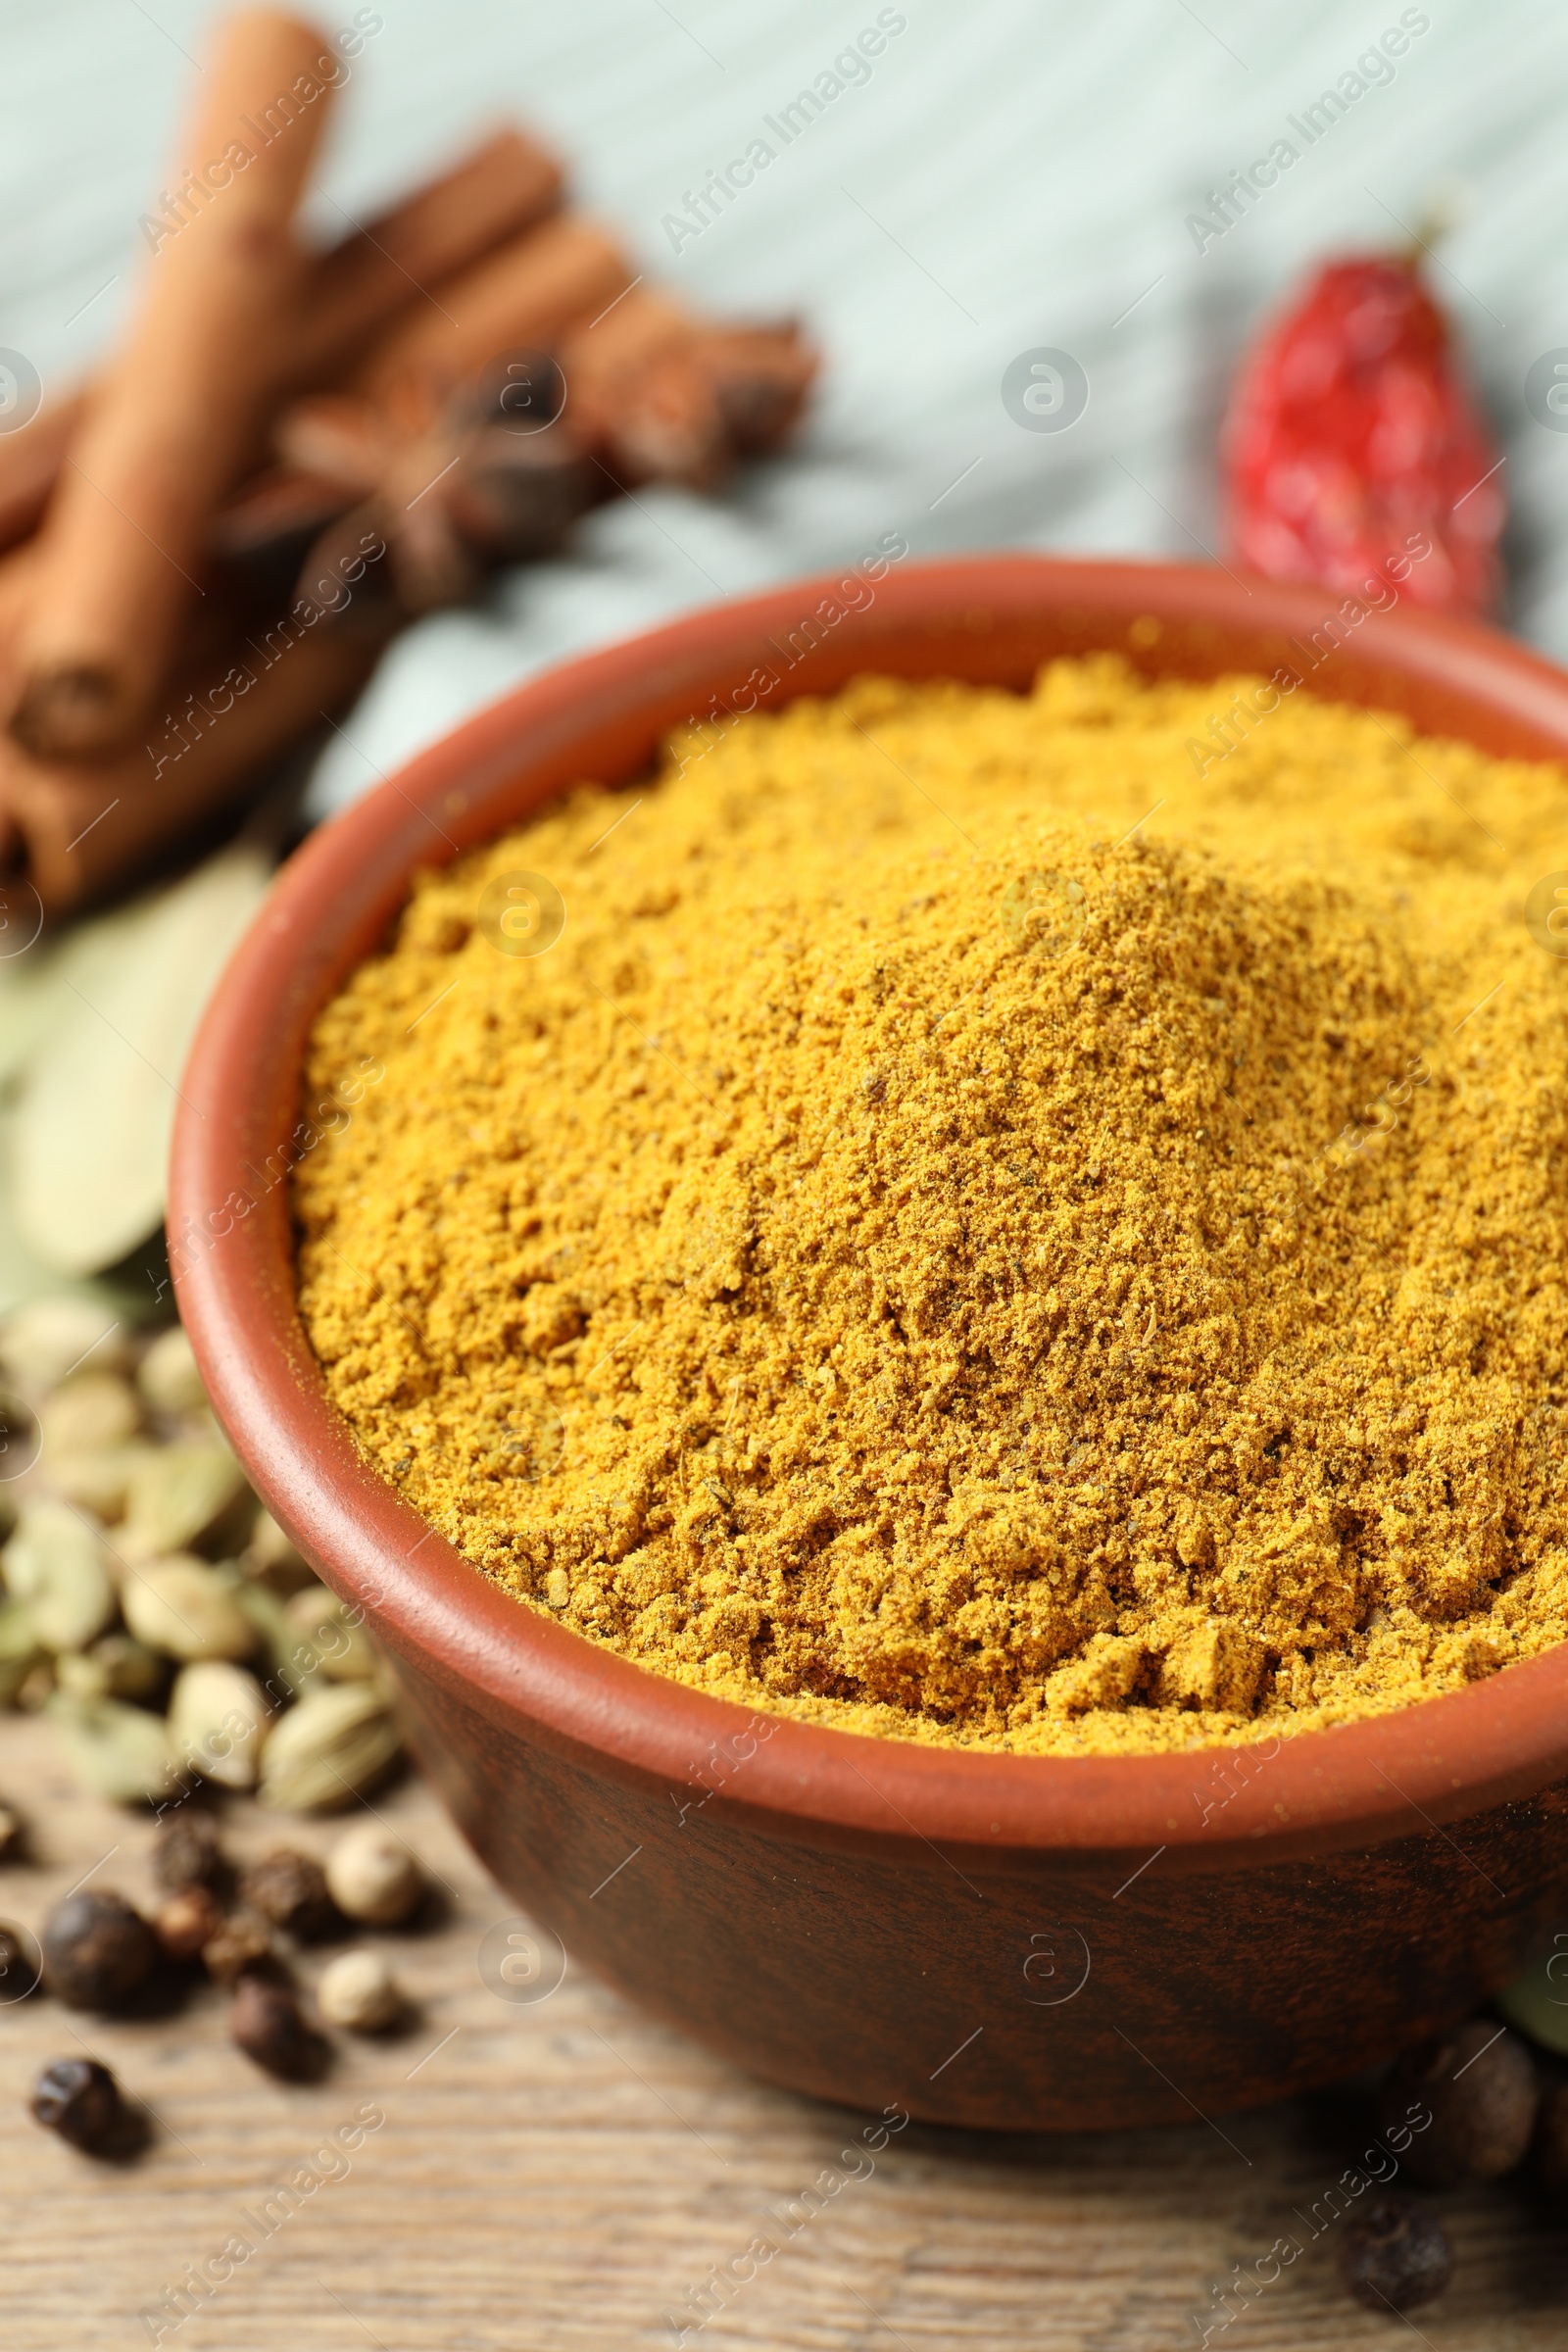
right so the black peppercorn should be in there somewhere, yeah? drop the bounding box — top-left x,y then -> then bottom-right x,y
229,1973 -> 324,2081
1376,2018 -> 1539,2185
152,1808 -> 223,1891
239,1848 -> 338,1940
1341,2194 -> 1452,2313
153,1884 -> 226,1964
200,1909 -> 272,1987
41,1889 -> 158,2010
0,1919 -> 39,2001
29,2057 -> 125,2153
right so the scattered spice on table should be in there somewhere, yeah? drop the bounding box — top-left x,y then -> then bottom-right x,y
151,1806 -> 224,1890
0,1302 -> 405,1804
0,1290 -> 448,2132
29,2056 -> 128,2154
41,1889 -> 158,2011
326,1821 -> 425,1926
201,1909 -> 274,1989
1377,2019 -> 1540,2185
317,1946 -> 403,2032
1339,2194 -> 1453,2314
0,1919 -> 36,1997
152,1882 -> 226,1963
239,1845 -> 340,1939
6,1787 -> 438,2141
228,1970 -> 323,2081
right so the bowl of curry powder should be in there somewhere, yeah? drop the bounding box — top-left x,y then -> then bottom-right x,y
171,557 -> 1568,2129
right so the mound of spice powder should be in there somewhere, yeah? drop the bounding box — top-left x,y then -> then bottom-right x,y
295,655 -> 1568,1753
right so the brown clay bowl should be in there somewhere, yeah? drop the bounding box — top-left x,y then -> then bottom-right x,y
171,557 -> 1568,2131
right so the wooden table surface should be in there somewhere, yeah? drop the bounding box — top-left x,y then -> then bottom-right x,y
0,1710 -> 1559,2352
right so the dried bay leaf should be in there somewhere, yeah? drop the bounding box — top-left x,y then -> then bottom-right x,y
0,922 -> 73,1093
0,1140 -> 137,1323
8,843 -> 270,1276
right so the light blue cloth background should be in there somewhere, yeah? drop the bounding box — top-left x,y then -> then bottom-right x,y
4,0 -> 1567,818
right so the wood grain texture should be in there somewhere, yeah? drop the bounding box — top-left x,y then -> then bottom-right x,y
0,1714 -> 1561,2350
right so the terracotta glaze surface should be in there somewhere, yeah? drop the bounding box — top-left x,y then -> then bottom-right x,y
170,559 -> 1568,2128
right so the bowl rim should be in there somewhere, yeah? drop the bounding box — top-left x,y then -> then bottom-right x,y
171,552 -> 1568,1873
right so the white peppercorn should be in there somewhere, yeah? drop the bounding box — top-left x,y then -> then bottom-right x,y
317,1948 -> 403,2032
325,1822 -> 423,1925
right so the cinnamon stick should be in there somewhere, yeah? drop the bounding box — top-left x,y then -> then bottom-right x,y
210,463 -> 364,569
290,125 -> 564,386
0,127 -> 566,567
8,11 -> 339,762
351,215 -> 634,412
0,392 -> 87,559
559,287 -> 727,487
271,393 -> 395,491
1,607 -> 387,910
560,292 -> 819,487
690,319 -> 818,456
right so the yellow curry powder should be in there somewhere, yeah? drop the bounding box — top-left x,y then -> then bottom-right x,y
294,655 -> 1568,1753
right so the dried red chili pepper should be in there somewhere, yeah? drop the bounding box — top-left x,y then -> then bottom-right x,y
1222,253 -> 1502,616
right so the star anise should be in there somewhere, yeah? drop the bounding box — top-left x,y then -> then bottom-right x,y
214,312 -> 817,621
